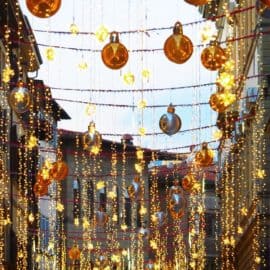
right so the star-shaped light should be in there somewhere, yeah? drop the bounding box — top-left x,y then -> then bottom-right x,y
70,23 -> 79,35
108,191 -> 117,199
27,134 -> 38,149
56,202 -> 64,212
91,145 -> 100,155
96,181 -> 105,190
85,103 -> 96,116
2,65 -> 14,83
139,206 -> 147,215
256,169 -> 266,179
121,224 -> 128,231
82,217 -> 90,229
216,72 -> 235,90
95,25 -> 109,42
78,61 -> 88,70
200,22 -> 217,44
150,240 -> 158,250
74,217 -> 80,226
220,91 -> 236,107
240,207 -> 248,216
112,214 -> 118,222
237,226 -> 243,234
137,99 -> 147,109
135,163 -> 143,173
255,257 -> 261,264
138,127 -> 146,136
14,91 -> 25,102
123,72 -> 135,85
46,47 -> 55,61
3,217 -> 11,226
141,69 -> 150,80
28,213 -> 35,223
136,148 -> 144,160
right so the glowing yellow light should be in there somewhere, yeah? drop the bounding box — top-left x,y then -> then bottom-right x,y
27,134 -> 38,149
189,262 -> 196,269
223,237 -> 230,245
212,129 -> 223,140
85,103 -> 96,116
82,217 -> 90,229
2,65 -> 14,83
220,91 -> 236,107
112,214 -> 118,222
136,149 -> 144,160
138,127 -> 146,136
18,250 -> 24,258
255,257 -> 261,264
123,72 -> 135,85
74,217 -> 80,226
142,69 -> 150,79
48,241 -> 54,250
95,25 -> 109,42
150,240 -> 158,250
35,254 -> 41,263
56,202 -> 64,212
137,99 -> 147,109
256,169 -> 266,179
91,145 -> 100,155
200,22 -> 217,44
96,181 -> 105,190
216,72 -> 235,90
191,253 -> 199,259
122,250 -> 128,256
28,213 -> 35,223
240,207 -> 248,216
78,61 -> 88,70
151,214 -> 158,223
70,23 -> 79,35
111,254 -> 120,263
3,217 -> 11,226
45,47 -> 55,61
237,226 -> 243,234
135,163 -> 143,173
197,205 -> 203,214
14,91 -> 25,102
108,191 -> 117,199
139,205 -> 147,215
223,59 -> 235,72
121,224 -> 127,231
88,243 -> 94,250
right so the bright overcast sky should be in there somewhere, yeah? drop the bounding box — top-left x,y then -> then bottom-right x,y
19,0 -> 218,152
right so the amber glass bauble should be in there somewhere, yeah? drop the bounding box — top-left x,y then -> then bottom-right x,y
168,182 -> 186,219
50,161 -> 68,181
182,173 -> 196,192
33,181 -> 48,197
127,176 -> 142,201
164,22 -> 193,64
185,0 -> 209,5
36,171 -> 51,186
26,0 -> 61,18
82,121 -> 102,153
209,92 -> 228,113
68,245 -> 81,260
101,31 -> 128,69
9,81 -> 31,114
201,41 -> 227,71
159,104 -> 181,135
195,142 -> 213,167
261,0 -> 270,7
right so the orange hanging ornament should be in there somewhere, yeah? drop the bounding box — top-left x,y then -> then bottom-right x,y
209,89 -> 228,113
261,0 -> 270,7
50,161 -> 69,181
101,31 -> 128,69
164,21 -> 193,64
195,142 -> 214,167
182,172 -> 196,192
201,40 -> 227,71
185,0 -> 210,6
33,181 -> 48,197
68,245 -> 81,260
36,171 -> 51,186
26,0 -> 61,18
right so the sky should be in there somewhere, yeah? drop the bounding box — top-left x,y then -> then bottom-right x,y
19,0 -> 219,152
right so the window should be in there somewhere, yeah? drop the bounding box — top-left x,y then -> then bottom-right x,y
40,215 -> 49,249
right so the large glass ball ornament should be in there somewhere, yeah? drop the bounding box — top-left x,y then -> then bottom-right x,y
164,21 -> 193,64
182,172 -> 196,192
209,91 -> 228,113
95,208 -> 109,227
101,31 -> 129,69
185,0 -> 210,5
201,40 -> 227,71
168,180 -> 186,219
195,142 -> 214,167
26,0 -> 61,18
36,171 -> 51,187
9,81 -> 31,114
82,121 -> 102,154
261,0 -> 270,7
159,104 -> 181,135
68,245 -> 81,260
127,176 -> 142,201
50,161 -> 69,181
33,181 -> 48,197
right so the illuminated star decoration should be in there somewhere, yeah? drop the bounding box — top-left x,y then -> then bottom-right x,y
14,90 -> 26,103
56,202 -> 64,212
46,47 -> 55,61
70,23 -> 79,35
95,25 -> 109,42
123,72 -> 135,85
85,103 -> 96,116
137,99 -> 147,109
27,134 -> 38,149
2,65 -> 14,83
